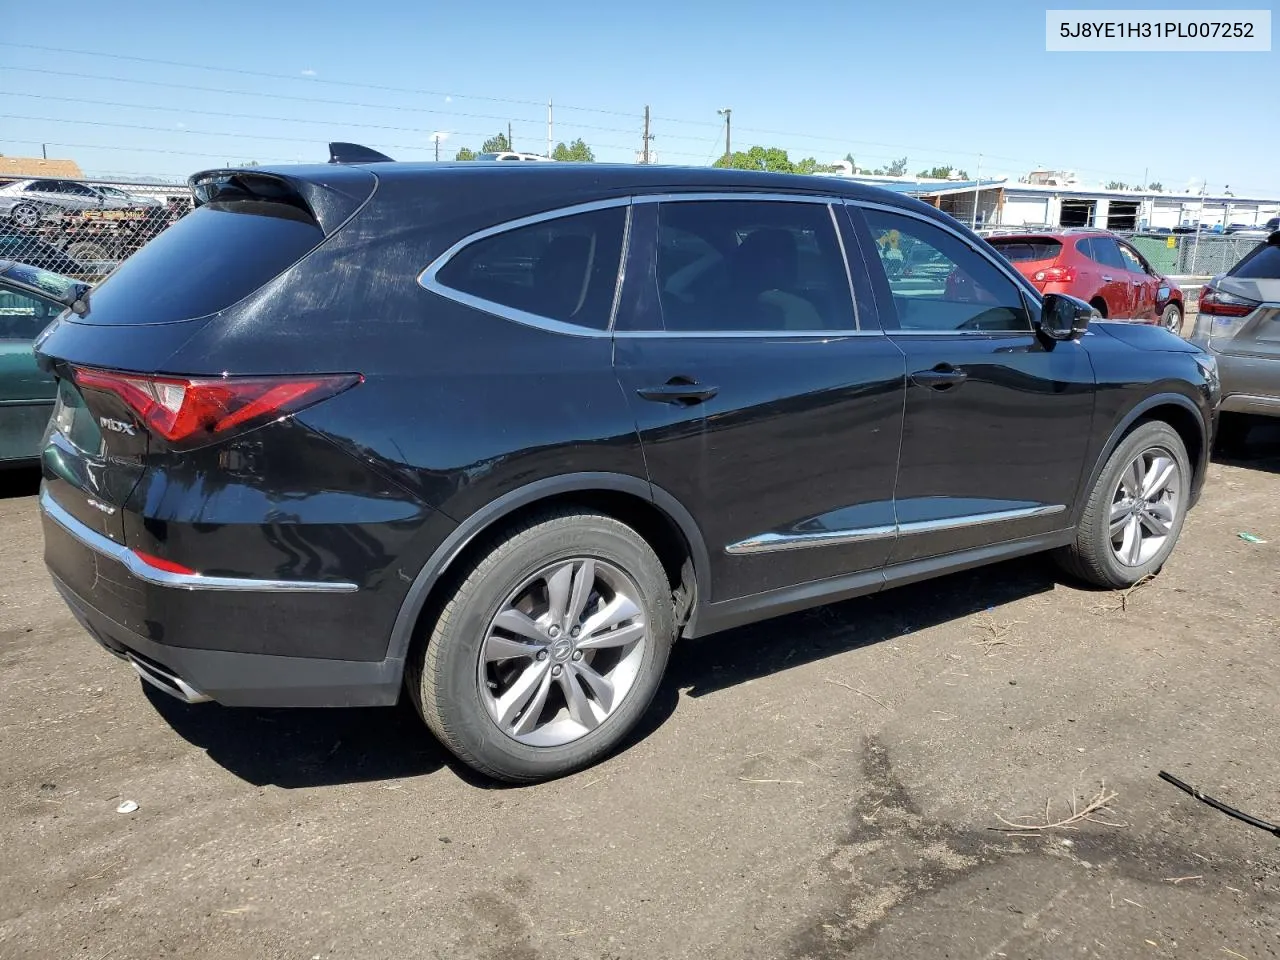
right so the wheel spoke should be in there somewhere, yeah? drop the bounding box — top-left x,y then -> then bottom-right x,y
511,668 -> 555,736
579,593 -> 641,637
1139,510 -> 1171,537
566,559 -> 595,627
558,670 -> 600,731
491,608 -> 545,642
577,619 -> 646,651
1141,457 -> 1175,499
1123,459 -> 1143,499
572,660 -> 615,712
1123,515 -> 1144,565
484,633 -> 544,662
494,659 -> 551,729
1109,499 -> 1130,536
545,562 -> 573,625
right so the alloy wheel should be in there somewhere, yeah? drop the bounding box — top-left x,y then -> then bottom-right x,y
1162,305 -> 1182,334
10,204 -> 40,228
1109,446 -> 1181,567
478,557 -> 648,747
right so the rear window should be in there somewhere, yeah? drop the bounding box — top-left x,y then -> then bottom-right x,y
75,200 -> 324,325
1231,241 -> 1280,280
989,239 -> 1062,262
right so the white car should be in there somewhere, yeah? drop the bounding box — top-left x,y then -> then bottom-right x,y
474,152 -> 554,162
0,179 -> 162,228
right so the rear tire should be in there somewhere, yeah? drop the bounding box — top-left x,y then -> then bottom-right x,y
1055,421 -> 1190,588
1213,413 -> 1254,457
408,510 -> 674,783
1089,298 -> 1108,318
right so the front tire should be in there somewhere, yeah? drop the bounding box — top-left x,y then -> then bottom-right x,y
9,203 -> 41,228
1161,303 -> 1183,335
408,510 -> 674,783
1055,421 -> 1190,588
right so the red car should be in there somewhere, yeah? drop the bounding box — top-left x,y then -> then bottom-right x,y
986,230 -> 1185,333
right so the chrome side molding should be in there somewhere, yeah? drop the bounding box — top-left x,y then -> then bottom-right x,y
726,504 -> 1066,555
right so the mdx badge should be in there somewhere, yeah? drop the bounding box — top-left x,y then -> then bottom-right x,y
99,417 -> 136,436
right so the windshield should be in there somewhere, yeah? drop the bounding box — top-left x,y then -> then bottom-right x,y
0,260 -> 80,302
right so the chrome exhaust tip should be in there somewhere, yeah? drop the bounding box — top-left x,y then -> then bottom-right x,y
126,653 -> 212,705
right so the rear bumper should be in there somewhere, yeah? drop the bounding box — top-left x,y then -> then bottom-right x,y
1192,344 -> 1280,416
41,488 -> 405,708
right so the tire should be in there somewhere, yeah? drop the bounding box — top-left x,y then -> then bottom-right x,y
1161,303 -> 1183,335
1055,421 -> 1190,588
1213,413 -> 1253,458
1090,298 -> 1108,319
408,509 -> 674,783
9,203 -> 41,228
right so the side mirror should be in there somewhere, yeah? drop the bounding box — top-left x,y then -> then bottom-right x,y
1037,293 -> 1094,342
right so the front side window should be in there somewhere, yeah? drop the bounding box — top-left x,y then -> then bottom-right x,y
1117,244 -> 1147,274
433,205 -> 626,330
0,288 -> 61,340
653,200 -> 855,332
1086,236 -> 1127,270
861,208 -> 1032,332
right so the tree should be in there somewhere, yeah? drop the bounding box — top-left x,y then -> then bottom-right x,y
919,165 -> 955,179
885,156 -> 908,176
714,145 -> 797,173
551,138 -> 595,162
1148,181 -> 1164,191
455,147 -> 477,161
480,132 -> 511,153
1106,180 -> 1130,190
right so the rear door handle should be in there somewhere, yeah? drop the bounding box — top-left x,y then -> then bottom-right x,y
636,378 -> 719,405
910,364 -> 968,391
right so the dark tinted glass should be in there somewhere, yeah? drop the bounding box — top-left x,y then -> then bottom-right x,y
1086,237 -> 1127,270
653,200 -> 854,332
863,208 -> 1031,332
435,206 -> 626,330
1117,244 -> 1147,273
1232,241 -> 1280,279
0,287 -> 62,340
988,239 -> 1062,262
76,200 -> 324,325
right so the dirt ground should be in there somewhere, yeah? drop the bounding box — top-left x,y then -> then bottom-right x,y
1,426 -> 1278,960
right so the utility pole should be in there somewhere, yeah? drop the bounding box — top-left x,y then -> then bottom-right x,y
547,98 -> 553,158
642,105 -> 653,164
508,121 -> 513,153
718,107 -> 732,161
435,137 -> 439,162
42,143 -> 47,159
1190,177 -> 1206,273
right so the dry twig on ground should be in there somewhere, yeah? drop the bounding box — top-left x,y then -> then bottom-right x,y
971,615 -> 1026,654
991,783 -> 1127,832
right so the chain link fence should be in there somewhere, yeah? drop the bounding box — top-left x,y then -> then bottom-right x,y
1123,232 -> 1267,277
0,176 -> 192,283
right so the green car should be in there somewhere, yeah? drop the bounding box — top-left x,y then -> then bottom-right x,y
0,261 -> 90,467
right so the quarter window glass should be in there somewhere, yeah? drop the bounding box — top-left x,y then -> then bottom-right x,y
0,289 -> 61,340
654,200 -> 855,332
27,181 -> 58,193
435,206 -> 626,330
862,208 -> 1032,332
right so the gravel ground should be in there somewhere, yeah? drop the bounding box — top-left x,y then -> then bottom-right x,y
1,427 -> 1278,960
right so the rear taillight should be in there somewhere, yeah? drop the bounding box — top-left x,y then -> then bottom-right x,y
132,550 -> 197,576
1033,265 -> 1076,283
1198,285 -> 1259,318
72,368 -> 362,448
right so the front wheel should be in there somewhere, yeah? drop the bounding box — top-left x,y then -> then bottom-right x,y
1161,303 -> 1183,335
8,203 -> 41,228
1055,421 -> 1191,588
408,510 -> 674,783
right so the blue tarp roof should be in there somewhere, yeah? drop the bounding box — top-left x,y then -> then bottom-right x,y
817,176 -> 1007,197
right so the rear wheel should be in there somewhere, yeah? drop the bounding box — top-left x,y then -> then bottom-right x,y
408,510 -> 674,783
1161,303 -> 1183,334
1213,413 -> 1254,457
1055,421 -> 1190,588
1090,298 -> 1108,318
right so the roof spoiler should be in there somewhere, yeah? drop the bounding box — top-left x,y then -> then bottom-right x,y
328,142 -> 395,165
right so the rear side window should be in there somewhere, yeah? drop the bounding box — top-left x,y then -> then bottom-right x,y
989,239 -> 1062,262
77,200 -> 324,325
434,206 -> 626,330
1083,236 -> 1127,270
1231,242 -> 1280,280
0,288 -> 61,340
653,200 -> 855,332
862,208 -> 1032,332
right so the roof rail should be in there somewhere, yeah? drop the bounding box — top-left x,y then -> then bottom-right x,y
328,142 -> 395,165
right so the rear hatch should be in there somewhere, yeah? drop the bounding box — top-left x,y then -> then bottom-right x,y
35,167 -> 376,545
1193,236 -> 1280,353
988,237 -> 1064,289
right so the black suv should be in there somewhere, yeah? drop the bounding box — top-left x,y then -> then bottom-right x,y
34,161 -> 1218,782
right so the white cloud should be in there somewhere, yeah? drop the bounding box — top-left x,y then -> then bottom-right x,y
444,96 -> 452,103
176,122 -> 186,129
430,131 -> 451,143
301,68 -> 317,77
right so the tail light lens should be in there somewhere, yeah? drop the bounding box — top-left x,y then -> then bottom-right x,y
1198,284 -> 1259,318
72,368 -> 362,449
1033,266 -> 1076,283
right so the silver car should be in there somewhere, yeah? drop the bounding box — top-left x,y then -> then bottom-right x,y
0,179 -> 161,228
1189,231 -> 1280,450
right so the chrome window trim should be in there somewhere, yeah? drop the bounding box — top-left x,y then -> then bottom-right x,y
632,191 -> 839,205
828,202 -> 862,331
847,198 -> 1045,335
725,504 -> 1066,555
418,196 -> 633,340
41,491 -> 359,594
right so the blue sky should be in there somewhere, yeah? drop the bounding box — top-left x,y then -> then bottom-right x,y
0,0 -> 1275,194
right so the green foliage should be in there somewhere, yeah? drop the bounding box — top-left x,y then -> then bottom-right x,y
551,138 -> 595,162
455,147 -> 477,161
480,132 -> 511,153
713,146 -> 842,176
1106,180 -> 1131,190
1148,181 -> 1164,191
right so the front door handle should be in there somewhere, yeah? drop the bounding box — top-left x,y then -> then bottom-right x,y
636,378 -> 719,405
911,364 -> 968,391
1101,275 -> 1114,282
